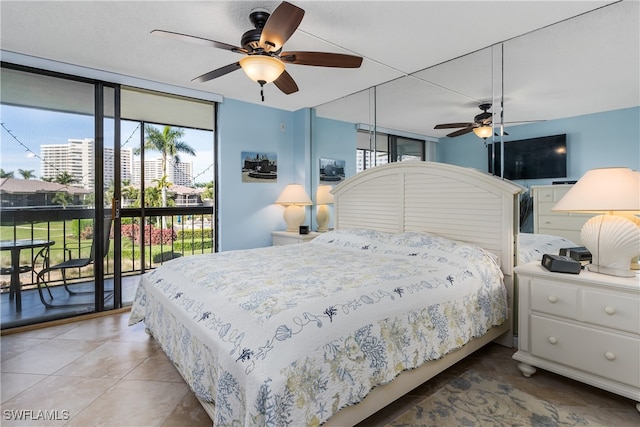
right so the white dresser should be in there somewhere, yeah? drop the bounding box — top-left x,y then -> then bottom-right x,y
271,231 -> 320,246
531,185 -> 594,244
513,263 -> 640,412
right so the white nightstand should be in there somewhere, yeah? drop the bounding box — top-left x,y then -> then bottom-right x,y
271,231 -> 320,246
513,262 -> 640,412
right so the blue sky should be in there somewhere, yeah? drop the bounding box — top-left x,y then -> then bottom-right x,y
1,105 -> 214,184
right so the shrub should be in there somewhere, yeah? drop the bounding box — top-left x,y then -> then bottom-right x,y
120,224 -> 176,245
153,251 -> 182,263
176,228 -> 214,240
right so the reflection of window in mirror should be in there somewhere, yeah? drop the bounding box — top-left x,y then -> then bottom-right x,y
356,130 -> 387,172
390,136 -> 425,163
356,130 -> 433,172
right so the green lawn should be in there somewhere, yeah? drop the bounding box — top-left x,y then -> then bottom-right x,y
2,221 -> 213,280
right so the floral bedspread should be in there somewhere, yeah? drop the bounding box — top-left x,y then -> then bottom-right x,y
518,232 -> 577,264
129,228 -> 508,426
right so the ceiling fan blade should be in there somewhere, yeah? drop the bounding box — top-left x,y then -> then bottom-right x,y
446,127 -> 474,138
192,62 -> 242,83
151,29 -> 246,53
273,70 -> 299,94
280,51 -> 363,68
434,123 -> 473,129
260,1 -> 305,52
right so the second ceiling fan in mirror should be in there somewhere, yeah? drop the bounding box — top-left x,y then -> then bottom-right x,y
151,1 -> 363,101
435,103 -> 545,139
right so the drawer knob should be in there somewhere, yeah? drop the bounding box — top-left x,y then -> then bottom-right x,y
605,352 -> 616,361
604,306 -> 616,315
544,221 -> 552,224
547,296 -> 558,303
548,336 -> 557,345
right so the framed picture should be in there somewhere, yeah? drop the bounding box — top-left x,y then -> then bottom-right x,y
241,151 -> 277,183
319,158 -> 345,183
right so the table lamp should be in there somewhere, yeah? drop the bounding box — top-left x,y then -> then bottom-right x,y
275,184 -> 312,232
316,185 -> 334,232
552,167 -> 640,277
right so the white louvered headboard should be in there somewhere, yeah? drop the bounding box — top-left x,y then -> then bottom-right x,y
332,161 -> 524,276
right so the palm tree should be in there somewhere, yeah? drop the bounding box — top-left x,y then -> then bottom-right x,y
0,169 -> 14,178
52,191 -> 73,208
201,181 -> 214,200
54,171 -> 78,185
18,169 -> 35,179
142,125 -> 195,208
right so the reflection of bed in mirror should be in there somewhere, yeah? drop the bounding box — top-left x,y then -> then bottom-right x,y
129,162 -> 554,426
518,232 -> 577,265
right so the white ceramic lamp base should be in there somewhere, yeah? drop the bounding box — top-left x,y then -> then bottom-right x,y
283,205 -> 306,232
317,204 -> 330,232
581,214 -> 640,277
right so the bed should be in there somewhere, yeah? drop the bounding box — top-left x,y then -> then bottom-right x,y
129,161 -> 527,426
518,232 -> 577,265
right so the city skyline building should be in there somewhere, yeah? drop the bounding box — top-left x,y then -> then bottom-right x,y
40,139 -> 134,190
132,157 -> 193,187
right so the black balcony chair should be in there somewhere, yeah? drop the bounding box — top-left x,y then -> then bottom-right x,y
34,217 -> 113,308
1,265 -> 34,298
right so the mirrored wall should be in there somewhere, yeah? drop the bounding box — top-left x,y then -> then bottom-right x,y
311,1 -> 638,175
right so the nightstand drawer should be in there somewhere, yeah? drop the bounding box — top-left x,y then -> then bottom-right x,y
271,231 -> 319,246
583,289 -> 640,334
531,316 -> 640,388
530,279 -> 578,319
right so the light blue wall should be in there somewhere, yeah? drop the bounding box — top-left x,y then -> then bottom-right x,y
217,102 -> 357,251
217,99 -> 299,251
437,107 -> 640,187
310,112 -> 358,230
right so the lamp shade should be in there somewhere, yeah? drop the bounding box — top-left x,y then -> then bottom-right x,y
552,167 -> 640,277
316,185 -> 334,205
239,55 -> 285,83
275,184 -> 312,206
552,167 -> 640,213
473,126 -> 493,139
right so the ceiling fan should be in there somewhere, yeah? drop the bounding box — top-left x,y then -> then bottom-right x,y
435,103 -> 545,139
151,1 -> 363,101
434,103 -> 499,139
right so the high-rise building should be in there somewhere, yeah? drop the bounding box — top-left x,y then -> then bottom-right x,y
40,139 -> 133,190
132,158 -> 193,187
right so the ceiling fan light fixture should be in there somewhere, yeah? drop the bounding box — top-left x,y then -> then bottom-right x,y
239,55 -> 285,83
473,125 -> 493,139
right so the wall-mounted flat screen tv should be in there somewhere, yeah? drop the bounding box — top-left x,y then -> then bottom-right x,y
488,134 -> 567,180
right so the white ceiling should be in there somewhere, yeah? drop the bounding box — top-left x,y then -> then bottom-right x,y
1,1 -> 638,139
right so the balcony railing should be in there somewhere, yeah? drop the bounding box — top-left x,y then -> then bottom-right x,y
0,206 -> 214,294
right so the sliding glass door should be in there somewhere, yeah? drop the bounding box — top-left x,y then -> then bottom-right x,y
117,88 -> 216,306
0,65 -> 114,327
0,67 -> 216,328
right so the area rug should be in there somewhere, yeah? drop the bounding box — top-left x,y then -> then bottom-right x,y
386,370 -> 605,427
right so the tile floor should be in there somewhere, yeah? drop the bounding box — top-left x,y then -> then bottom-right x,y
1,311 -> 638,426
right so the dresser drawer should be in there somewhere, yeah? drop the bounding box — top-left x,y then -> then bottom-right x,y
535,187 -> 559,202
537,215 -> 589,231
530,279 -> 578,319
583,289 -> 640,334
531,316 -> 640,388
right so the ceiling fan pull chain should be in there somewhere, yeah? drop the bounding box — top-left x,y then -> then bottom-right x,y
259,80 -> 266,102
